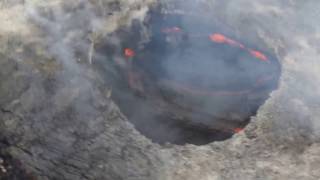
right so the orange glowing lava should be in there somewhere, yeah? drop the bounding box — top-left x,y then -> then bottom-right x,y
210,33 -> 245,49
209,33 -> 227,43
249,49 -> 268,62
233,128 -> 244,133
209,33 -> 269,62
124,48 -> 135,58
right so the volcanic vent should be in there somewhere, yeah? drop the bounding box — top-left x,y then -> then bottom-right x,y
98,9 -> 281,145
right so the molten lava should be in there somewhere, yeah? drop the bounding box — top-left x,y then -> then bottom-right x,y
209,33 -> 269,62
123,31 -> 273,98
113,15 -> 280,145
124,48 -> 135,58
160,28 -> 270,63
233,128 -> 244,133
209,33 -> 228,43
209,33 -> 244,48
249,49 -> 268,62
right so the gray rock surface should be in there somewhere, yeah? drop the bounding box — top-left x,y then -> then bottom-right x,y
0,0 -> 320,180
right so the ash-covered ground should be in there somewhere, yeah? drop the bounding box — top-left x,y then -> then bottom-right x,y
0,0 -> 320,180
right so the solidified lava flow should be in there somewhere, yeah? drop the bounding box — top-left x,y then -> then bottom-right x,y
107,9 -> 281,145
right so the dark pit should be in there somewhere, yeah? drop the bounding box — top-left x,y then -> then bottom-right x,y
97,9 -> 281,145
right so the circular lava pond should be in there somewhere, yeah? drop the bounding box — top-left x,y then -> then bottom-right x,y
108,13 -> 281,145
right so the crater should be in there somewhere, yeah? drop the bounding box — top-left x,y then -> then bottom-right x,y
96,8 -> 281,145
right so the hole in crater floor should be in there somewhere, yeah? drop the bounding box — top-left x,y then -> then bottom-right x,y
97,9 -> 281,145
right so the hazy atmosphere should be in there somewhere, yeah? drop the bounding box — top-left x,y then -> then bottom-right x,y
0,0 -> 320,179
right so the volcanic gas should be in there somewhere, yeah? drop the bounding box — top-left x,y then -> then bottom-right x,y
98,9 -> 281,145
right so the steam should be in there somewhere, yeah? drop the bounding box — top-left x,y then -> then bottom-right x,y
22,0 -> 155,131
112,0 -> 320,144
152,1 -> 280,123
103,1 -> 281,145
23,0 -> 320,144
26,1 -> 103,68
200,0 -> 320,140
26,0 -> 153,68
